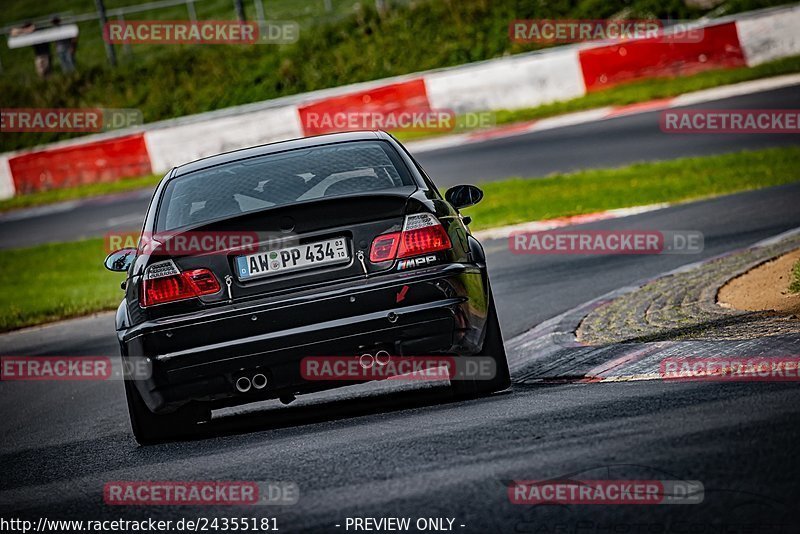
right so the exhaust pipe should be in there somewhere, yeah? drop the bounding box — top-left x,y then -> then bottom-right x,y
252,373 -> 268,390
235,376 -> 252,393
359,353 -> 375,369
375,350 -> 391,366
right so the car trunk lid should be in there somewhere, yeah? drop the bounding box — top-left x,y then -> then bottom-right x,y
145,190 -> 414,305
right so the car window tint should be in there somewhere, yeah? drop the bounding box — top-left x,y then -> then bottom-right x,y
157,141 -> 413,231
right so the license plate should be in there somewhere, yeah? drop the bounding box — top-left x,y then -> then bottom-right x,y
235,238 -> 349,280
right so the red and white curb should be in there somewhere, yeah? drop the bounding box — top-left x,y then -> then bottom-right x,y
507,226 -> 800,384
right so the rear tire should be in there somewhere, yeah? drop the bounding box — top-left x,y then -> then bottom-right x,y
124,378 -> 207,445
452,291 -> 511,398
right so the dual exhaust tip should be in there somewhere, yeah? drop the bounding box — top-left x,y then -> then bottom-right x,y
236,373 -> 268,393
360,350 -> 391,369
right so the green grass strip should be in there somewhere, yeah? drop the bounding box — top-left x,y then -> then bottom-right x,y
0,239 -> 125,332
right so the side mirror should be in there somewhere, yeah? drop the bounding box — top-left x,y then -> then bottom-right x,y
445,184 -> 484,209
104,248 -> 137,273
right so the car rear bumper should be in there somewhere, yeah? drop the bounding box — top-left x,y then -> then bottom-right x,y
118,263 -> 490,413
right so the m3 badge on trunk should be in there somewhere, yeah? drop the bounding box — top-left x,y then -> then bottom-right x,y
397,255 -> 437,270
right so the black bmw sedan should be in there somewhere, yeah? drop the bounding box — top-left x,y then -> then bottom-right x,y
105,130 -> 510,444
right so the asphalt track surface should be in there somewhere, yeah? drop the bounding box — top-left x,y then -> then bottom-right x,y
0,84 -> 798,249
2,181 -> 800,531
1,85 -> 800,531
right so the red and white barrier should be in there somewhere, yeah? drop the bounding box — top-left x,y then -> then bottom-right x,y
7,134 -> 151,195
144,105 -> 302,173
578,22 -> 746,92
737,5 -> 800,66
0,156 -> 14,200
425,48 -> 586,113
1,5 -> 798,199
297,79 -> 431,136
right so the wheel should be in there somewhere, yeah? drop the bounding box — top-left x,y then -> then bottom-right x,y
124,378 -> 207,445
452,289 -> 511,398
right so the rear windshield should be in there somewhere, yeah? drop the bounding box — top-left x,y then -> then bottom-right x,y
156,141 -> 415,231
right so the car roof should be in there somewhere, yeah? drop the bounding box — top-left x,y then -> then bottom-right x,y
172,130 -> 389,177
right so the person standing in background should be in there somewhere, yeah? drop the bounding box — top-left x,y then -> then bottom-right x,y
51,17 -> 77,74
11,22 -> 52,78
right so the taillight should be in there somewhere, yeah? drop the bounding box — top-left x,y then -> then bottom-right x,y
370,233 -> 401,262
398,224 -> 451,258
140,261 -> 221,306
185,269 -> 220,293
369,214 -> 452,262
